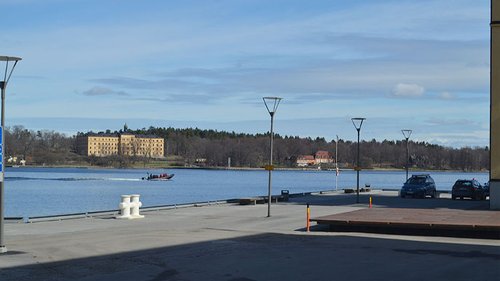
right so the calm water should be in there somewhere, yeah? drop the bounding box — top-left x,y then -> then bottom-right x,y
4,167 -> 489,217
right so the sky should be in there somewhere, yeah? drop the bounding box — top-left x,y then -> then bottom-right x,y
0,0 -> 491,147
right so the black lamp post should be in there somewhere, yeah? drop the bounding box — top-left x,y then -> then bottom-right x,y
263,97 -> 282,217
401,129 -> 412,181
351,117 -> 365,204
0,56 -> 22,254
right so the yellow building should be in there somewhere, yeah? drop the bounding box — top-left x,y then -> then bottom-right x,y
76,133 -> 164,158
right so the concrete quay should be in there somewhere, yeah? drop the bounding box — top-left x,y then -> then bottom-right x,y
1,190 -> 499,281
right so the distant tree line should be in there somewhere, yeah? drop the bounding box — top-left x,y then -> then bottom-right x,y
3,125 -> 490,171
4,125 -> 80,166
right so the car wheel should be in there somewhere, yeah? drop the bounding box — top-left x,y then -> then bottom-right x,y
431,191 -> 437,198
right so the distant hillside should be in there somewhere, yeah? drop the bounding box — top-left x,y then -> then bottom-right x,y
127,126 -> 489,171
4,125 -> 489,171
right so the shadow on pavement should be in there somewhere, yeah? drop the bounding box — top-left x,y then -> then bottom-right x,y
1,233 -> 499,281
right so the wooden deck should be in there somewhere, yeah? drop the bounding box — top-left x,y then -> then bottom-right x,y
311,208 -> 500,239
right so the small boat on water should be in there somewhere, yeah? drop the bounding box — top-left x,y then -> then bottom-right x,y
142,173 -> 174,181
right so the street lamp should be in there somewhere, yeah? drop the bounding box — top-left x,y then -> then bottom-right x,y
401,129 -> 412,181
263,96 -> 282,217
0,56 -> 22,254
351,117 -> 365,204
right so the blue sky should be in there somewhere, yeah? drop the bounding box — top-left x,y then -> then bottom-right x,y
0,0 -> 490,147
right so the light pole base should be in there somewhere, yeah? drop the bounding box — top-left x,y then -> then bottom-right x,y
0,245 -> 7,254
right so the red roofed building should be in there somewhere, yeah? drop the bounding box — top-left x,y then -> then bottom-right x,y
315,150 -> 334,164
296,155 -> 315,167
296,151 -> 334,167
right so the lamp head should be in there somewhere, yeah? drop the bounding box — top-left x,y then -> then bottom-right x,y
1,55 -> 22,86
263,97 -> 283,116
0,56 -> 22,62
401,129 -> 412,140
351,117 -> 366,130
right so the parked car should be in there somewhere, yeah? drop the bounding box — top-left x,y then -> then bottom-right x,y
451,179 -> 486,200
400,174 -> 437,198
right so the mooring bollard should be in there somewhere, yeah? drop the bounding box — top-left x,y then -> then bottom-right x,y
130,194 -> 144,219
369,196 -> 372,208
116,194 -> 145,219
117,195 -> 132,219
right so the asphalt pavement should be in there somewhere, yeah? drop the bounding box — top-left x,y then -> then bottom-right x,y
1,190 -> 499,281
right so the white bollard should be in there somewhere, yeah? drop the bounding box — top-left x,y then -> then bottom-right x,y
130,194 -> 144,219
117,195 -> 132,219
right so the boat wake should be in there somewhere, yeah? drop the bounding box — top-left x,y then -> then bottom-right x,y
108,178 -> 142,182
6,176 -> 141,182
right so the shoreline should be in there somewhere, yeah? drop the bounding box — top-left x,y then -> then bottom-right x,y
5,164 -> 490,174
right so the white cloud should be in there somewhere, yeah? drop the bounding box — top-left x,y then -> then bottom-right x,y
81,86 -> 129,97
426,131 -> 489,148
391,83 -> 425,98
439,92 -> 454,100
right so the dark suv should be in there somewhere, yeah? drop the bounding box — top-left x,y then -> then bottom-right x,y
400,174 -> 437,198
452,179 -> 486,200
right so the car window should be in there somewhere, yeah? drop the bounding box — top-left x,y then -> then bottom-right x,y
408,177 -> 425,184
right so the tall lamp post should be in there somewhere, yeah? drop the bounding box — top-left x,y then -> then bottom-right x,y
263,97 -> 282,217
351,118 -> 365,204
0,56 -> 22,254
401,129 -> 412,181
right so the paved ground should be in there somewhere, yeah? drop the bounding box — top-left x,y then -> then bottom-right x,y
1,190 -> 499,281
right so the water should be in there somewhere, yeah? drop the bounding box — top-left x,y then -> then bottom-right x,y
4,167 -> 488,217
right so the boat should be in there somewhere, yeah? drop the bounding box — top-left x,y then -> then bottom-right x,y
142,173 -> 174,181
